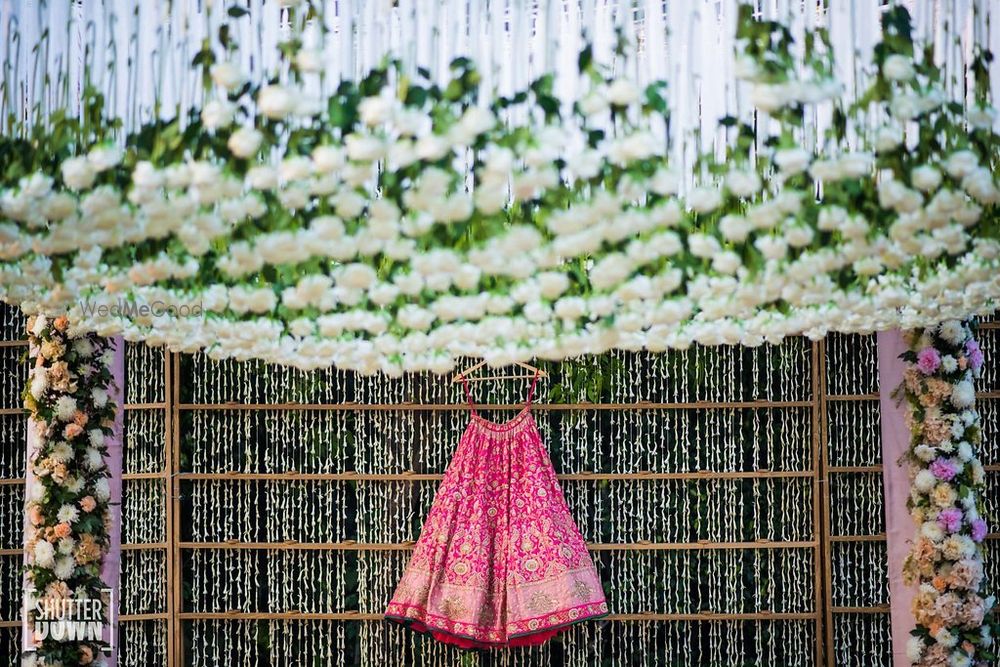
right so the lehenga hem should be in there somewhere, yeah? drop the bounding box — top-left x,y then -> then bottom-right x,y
384,611 -> 608,650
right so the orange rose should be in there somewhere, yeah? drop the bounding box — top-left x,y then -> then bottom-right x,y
73,411 -> 89,427
63,423 -> 83,439
28,506 -> 45,526
53,522 -> 72,539
79,496 -> 97,513
53,316 -> 68,331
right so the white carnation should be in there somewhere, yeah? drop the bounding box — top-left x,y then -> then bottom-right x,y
54,556 -> 76,580
914,469 -> 936,493
33,540 -> 55,568
951,380 -> 975,408
55,396 -> 78,421
56,503 -> 80,524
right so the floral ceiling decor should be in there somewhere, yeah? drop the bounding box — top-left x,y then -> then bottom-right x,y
900,320 -> 999,667
0,4 -> 997,375
22,315 -> 117,665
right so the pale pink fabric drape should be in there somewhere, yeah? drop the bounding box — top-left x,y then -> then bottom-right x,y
23,335 -> 124,664
876,330 -> 916,667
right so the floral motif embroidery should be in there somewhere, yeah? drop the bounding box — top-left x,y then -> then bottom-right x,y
385,382 -> 607,648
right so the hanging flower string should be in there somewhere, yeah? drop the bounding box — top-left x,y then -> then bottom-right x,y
900,321 -> 998,666
22,315 -> 116,665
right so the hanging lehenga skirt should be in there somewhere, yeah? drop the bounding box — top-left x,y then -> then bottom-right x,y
385,374 -> 608,648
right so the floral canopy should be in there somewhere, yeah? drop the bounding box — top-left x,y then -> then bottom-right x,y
0,1 -> 997,376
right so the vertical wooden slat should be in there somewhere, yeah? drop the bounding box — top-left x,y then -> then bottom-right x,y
165,351 -> 183,667
811,340 -> 826,666
817,338 -> 835,666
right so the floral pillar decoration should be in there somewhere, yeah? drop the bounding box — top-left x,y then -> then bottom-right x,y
900,321 -> 999,666
22,314 -> 119,666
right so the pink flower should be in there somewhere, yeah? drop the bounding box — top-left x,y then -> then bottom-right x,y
929,457 -> 959,482
938,507 -> 963,533
917,347 -> 941,374
966,339 -> 984,371
971,518 -> 988,542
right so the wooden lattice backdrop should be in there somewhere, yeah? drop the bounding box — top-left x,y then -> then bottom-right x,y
1,305 -> 998,665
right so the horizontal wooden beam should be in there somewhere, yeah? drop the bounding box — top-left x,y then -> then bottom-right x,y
178,540 -> 817,552
175,470 -> 813,483
176,610 -> 817,622
830,606 -> 890,614
0,613 -> 168,628
177,400 -> 814,412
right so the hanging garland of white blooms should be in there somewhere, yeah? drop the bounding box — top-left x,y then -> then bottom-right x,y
900,321 -> 998,667
22,315 -> 117,665
0,3 -> 997,374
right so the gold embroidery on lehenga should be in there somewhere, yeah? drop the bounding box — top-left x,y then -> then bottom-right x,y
527,591 -> 554,613
439,596 -> 468,618
572,579 -> 593,600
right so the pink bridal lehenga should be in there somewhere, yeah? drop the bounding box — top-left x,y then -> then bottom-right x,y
385,373 -> 608,648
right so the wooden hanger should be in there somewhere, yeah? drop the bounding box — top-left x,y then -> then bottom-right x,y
451,359 -> 549,383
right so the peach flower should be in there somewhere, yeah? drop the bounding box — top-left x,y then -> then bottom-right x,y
63,423 -> 83,439
73,411 -> 88,427
53,316 -> 68,331
79,496 -> 96,513
53,522 -> 72,539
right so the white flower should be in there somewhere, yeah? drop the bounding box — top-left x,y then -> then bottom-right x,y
904,636 -> 924,663
359,95 -> 395,126
874,125 -> 903,152
554,296 -> 586,321
33,540 -> 55,568
346,134 -> 386,162
88,145 -> 122,172
784,224 -> 814,248
920,521 -> 944,542
718,215 -> 751,243
712,251 -> 742,275
883,54 -> 915,81
687,233 -> 720,259
57,503 -> 80,524
85,447 -> 103,470
754,236 -> 788,261
210,62 -> 245,91
957,442 -> 973,462
246,166 -> 278,190
968,105 -> 996,130
951,380 -> 975,408
54,556 -> 75,580
61,156 -> 97,190
914,445 -> 937,462
50,442 -> 73,463
650,169 -> 681,196
94,478 -> 111,502
201,99 -> 235,129
258,85 -> 297,120
57,537 -> 76,555
933,628 -> 958,648
338,263 -> 377,289
938,320 -> 965,345
944,150 -> 979,179
29,368 -> 48,399
949,653 -> 971,667
537,272 -> 570,300
92,387 -> 109,408
313,146 -> 346,174
228,127 -> 263,158
55,396 -> 78,421
914,469 -> 937,493
773,147 -> 811,175
911,166 -> 941,192
749,83 -> 789,112
606,79 -> 640,106
577,90 -> 608,117
687,187 -> 722,214
726,170 -> 761,197
40,192 -> 78,221
589,254 -> 633,290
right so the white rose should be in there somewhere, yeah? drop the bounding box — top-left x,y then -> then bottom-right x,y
338,263 -> 377,289
210,62 -> 245,91
911,166 -> 941,192
201,99 -> 236,129
773,147 -> 811,175
944,150 -> 979,179
258,85 -> 297,120
61,156 -> 97,190
246,166 -> 278,190
883,54 -> 915,81
726,170 -> 761,197
40,192 -> 78,221
784,224 -> 814,248
578,91 -> 608,117
589,254 -> 633,290
606,79 -> 640,106
537,272 -> 570,300
718,214 -> 751,243
968,106 -> 996,130
346,134 -> 386,162
874,125 -> 903,152
754,235 -> 788,261
687,233 -> 720,258
313,146 -> 346,174
359,95 -> 395,126
711,251 -> 742,275
650,168 -> 681,196
88,145 -> 122,172
686,187 -> 722,214
749,83 -> 789,112
228,127 -> 262,158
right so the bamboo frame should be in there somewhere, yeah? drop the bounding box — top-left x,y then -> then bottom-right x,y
818,338 -> 836,667
175,399 -> 815,411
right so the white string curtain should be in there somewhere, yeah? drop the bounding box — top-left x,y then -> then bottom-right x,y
4,1 -> 998,170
